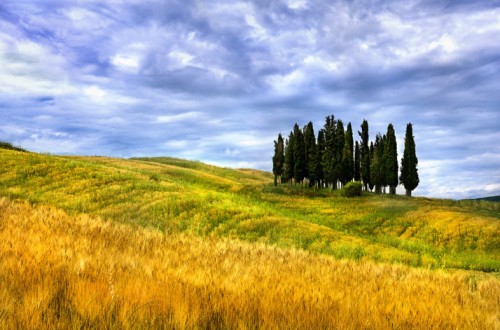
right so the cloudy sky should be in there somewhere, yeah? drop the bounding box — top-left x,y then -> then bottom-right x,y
1,0 -> 499,199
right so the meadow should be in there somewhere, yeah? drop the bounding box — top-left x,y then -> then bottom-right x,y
0,148 -> 499,328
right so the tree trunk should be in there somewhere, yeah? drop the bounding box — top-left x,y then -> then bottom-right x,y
274,176 -> 277,186
406,189 -> 411,197
375,185 -> 382,194
389,186 -> 396,195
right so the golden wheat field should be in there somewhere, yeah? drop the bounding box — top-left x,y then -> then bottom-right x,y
1,198 -> 499,329
0,148 -> 499,328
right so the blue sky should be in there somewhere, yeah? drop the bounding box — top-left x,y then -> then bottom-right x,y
1,0 -> 499,199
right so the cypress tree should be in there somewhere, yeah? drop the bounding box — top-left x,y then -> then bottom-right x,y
370,134 -> 384,194
358,119 -> 370,191
316,129 -> 325,189
304,122 -> 317,187
354,141 -> 361,181
341,122 -> 354,185
380,134 -> 388,193
293,124 -> 306,184
400,123 -> 419,196
322,116 -> 336,188
385,124 -> 398,194
284,131 -> 295,184
368,141 -> 375,191
272,133 -> 285,186
333,120 -> 344,189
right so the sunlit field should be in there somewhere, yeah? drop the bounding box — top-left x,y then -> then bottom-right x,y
0,148 -> 499,328
1,149 -> 498,271
1,198 -> 499,329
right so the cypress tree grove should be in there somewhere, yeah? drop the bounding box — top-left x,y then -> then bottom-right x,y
284,131 -> 295,184
273,116 -> 417,195
385,124 -> 398,194
359,119 -> 370,191
293,124 -> 306,184
354,141 -> 361,181
272,133 -> 285,186
400,123 -> 419,196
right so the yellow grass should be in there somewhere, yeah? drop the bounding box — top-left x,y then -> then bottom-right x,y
1,198 -> 498,329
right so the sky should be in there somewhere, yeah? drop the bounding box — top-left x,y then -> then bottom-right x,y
1,0 -> 499,199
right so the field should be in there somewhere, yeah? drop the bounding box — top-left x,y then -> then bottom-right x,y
0,148 -> 499,328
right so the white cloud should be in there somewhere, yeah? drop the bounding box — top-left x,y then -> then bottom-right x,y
83,86 -> 106,99
156,112 -> 202,124
111,54 -> 140,72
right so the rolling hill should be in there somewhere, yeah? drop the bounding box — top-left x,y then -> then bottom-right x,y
0,148 -> 499,328
475,195 -> 500,202
1,149 -> 498,271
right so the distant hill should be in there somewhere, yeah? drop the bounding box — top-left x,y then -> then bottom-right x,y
475,195 -> 500,202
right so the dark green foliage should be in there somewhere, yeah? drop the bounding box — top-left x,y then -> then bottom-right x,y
340,123 -> 354,185
272,133 -> 285,186
368,141 -> 375,191
304,122 -> 317,186
316,129 -> 325,188
385,124 -> 398,194
474,195 -> 500,202
275,117 -> 418,197
370,134 -> 384,193
284,132 -> 295,183
0,141 -> 26,152
358,120 -> 370,191
322,116 -> 336,188
400,123 -> 419,196
342,181 -> 362,197
333,120 -> 344,189
354,141 -> 361,181
293,124 -> 306,184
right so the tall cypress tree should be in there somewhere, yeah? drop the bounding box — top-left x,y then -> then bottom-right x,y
368,141 -> 375,191
284,131 -> 295,184
354,141 -> 361,181
370,134 -> 384,194
304,122 -> 317,186
272,133 -> 285,186
358,119 -> 370,191
322,116 -> 336,188
333,120 -> 344,189
316,129 -> 325,189
380,134 -> 388,193
293,124 -> 306,184
340,122 -> 354,185
385,124 -> 398,194
400,123 -> 419,196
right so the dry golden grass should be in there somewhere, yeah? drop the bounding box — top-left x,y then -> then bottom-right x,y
1,197 -> 498,329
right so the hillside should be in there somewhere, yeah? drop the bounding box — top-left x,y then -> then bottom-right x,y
0,148 -> 499,328
475,195 -> 500,202
0,149 -> 498,272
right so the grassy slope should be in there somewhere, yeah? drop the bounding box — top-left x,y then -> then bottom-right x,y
1,149 -> 498,272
